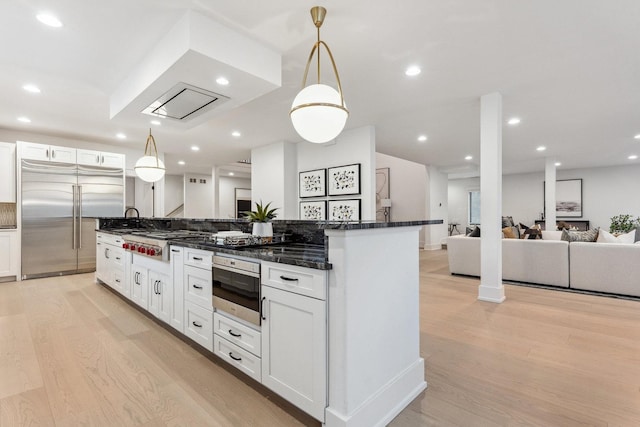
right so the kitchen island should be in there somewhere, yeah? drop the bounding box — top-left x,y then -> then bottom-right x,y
96,218 -> 442,426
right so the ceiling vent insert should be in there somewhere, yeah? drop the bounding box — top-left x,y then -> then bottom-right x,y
142,82 -> 229,121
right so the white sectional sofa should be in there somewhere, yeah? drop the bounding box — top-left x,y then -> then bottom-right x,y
446,234 -> 570,288
447,233 -> 640,297
570,242 -> 640,297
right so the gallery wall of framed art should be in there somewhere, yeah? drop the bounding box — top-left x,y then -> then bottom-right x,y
298,163 -> 362,220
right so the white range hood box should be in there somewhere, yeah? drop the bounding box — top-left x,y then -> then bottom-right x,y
110,10 -> 281,128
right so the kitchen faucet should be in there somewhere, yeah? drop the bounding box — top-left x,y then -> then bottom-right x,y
124,207 -> 140,218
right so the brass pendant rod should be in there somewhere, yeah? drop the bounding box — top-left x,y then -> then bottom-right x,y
143,129 -> 161,168
316,26 -> 321,84
299,41 -> 347,109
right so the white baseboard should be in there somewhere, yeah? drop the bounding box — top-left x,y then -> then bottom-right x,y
423,243 -> 442,251
325,359 -> 427,427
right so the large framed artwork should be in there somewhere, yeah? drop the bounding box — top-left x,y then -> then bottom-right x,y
328,199 -> 361,221
300,201 -> 326,220
299,168 -> 326,198
544,179 -> 583,218
328,163 -> 361,196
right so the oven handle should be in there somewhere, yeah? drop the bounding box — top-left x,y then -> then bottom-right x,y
213,263 -> 260,279
261,297 -> 266,320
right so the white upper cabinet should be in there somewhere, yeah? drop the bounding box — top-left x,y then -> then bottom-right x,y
77,149 -> 124,168
19,141 -> 76,164
0,142 -> 16,202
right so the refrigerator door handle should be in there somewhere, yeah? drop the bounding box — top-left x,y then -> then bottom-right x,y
78,185 -> 83,249
72,184 -> 77,249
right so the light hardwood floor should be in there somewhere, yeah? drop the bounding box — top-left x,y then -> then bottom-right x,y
1,250 -> 640,426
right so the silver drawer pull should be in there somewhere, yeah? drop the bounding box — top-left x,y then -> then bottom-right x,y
193,257 -> 203,261
280,275 -> 298,282
115,279 -> 121,283
228,329 -> 241,338
192,321 -> 202,328
229,352 -> 242,362
171,249 -> 179,253
193,284 -> 203,289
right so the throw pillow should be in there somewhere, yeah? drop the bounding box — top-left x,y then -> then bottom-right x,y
523,228 -> 542,239
596,229 -> 636,244
519,222 -> 529,230
468,226 -> 481,237
501,216 -> 515,228
502,226 -> 519,239
561,228 -> 599,242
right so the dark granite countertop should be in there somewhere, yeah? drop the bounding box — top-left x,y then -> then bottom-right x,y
170,239 -> 331,270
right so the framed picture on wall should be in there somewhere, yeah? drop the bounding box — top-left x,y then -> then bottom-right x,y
300,201 -> 326,220
544,178 -> 583,218
328,163 -> 361,196
328,199 -> 361,221
299,168 -> 326,198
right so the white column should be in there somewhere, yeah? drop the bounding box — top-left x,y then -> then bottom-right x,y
544,158 -> 557,231
478,92 -> 505,303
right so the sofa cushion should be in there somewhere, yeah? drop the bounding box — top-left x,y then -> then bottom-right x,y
596,229 -> 636,244
542,230 -> 563,240
502,226 -> 519,239
501,216 -> 515,228
467,226 -> 480,237
561,228 -> 599,242
635,228 -> 640,242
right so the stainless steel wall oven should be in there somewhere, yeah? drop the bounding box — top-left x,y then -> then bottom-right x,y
212,255 -> 261,327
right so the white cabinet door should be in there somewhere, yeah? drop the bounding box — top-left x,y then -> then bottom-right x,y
76,149 -> 101,166
19,141 -> 76,164
130,265 -> 149,310
170,246 -> 184,332
100,152 -> 124,168
0,142 -> 16,202
149,270 -> 172,325
96,241 -> 110,285
49,145 -> 76,163
19,141 -> 50,161
261,286 -> 327,421
0,231 -> 18,278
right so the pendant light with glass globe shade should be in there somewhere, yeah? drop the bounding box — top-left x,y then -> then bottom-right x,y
290,6 -> 349,144
135,129 -> 165,183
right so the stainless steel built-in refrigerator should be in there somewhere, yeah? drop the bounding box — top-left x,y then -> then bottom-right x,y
21,160 -> 124,279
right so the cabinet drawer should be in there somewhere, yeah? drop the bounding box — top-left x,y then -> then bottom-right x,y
261,261 -> 327,300
111,247 -> 125,268
214,335 -> 261,383
97,232 -> 124,247
184,265 -> 212,308
213,312 -> 261,357
184,301 -> 213,351
184,248 -> 213,268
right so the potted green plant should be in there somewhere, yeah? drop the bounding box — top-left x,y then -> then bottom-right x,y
245,200 -> 278,237
609,214 -> 640,234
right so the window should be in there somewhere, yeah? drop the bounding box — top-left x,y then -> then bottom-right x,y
468,190 -> 480,225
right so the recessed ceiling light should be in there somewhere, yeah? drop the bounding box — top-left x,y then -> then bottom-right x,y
405,66 -> 421,77
634,134 -> 640,140
178,161 -> 185,165
536,146 -> 546,152
231,131 -> 241,137
36,13 -> 62,28
191,146 -> 200,151
228,172 -> 235,176
116,133 -> 126,140
554,162 -> 562,167
150,120 -> 161,126
417,135 -> 427,142
507,117 -> 521,125
216,77 -> 229,85
465,155 -> 473,160
629,155 -> 638,160
23,84 -> 41,93
17,116 -> 31,123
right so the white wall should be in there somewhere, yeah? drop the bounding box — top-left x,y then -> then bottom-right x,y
251,141 -> 297,219
375,152 -> 427,246
184,173 -> 212,218
297,126 -> 376,220
219,176 -> 251,219
164,174 -> 184,215
426,166 -> 449,249
448,164 -> 640,232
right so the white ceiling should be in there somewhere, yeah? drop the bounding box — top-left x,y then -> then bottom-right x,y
2,1 -> 639,177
